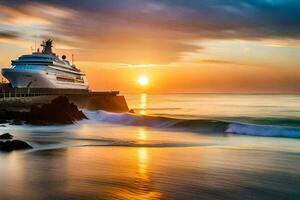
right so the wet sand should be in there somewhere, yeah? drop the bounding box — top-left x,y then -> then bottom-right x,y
1,143 -> 300,200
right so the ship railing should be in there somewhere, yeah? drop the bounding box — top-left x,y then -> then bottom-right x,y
0,89 -> 119,100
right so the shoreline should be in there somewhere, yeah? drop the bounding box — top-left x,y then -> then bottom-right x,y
1,136 -> 299,200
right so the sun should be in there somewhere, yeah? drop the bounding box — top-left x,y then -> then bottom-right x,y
138,75 -> 149,86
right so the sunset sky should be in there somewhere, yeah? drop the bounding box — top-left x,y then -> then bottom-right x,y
0,0 -> 299,93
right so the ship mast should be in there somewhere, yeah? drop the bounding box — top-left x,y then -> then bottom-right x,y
41,39 -> 53,55
34,35 -> 37,52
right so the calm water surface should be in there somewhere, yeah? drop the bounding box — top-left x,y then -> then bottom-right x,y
0,94 -> 300,200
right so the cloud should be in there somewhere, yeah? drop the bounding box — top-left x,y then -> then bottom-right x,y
0,31 -> 18,39
198,59 -> 249,66
0,4 -> 50,26
2,1 -> 300,40
0,30 -> 19,43
264,39 -> 300,47
38,0 -> 300,39
0,0 -> 300,64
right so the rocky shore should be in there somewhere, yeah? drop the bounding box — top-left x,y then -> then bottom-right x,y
0,97 -> 88,152
0,133 -> 32,152
0,96 -> 87,125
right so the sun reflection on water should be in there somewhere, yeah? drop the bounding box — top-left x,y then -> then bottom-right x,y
139,93 -> 148,115
135,148 -> 162,199
138,128 -> 148,144
138,148 -> 149,180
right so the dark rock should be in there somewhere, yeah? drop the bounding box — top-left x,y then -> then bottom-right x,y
0,119 -> 8,124
129,109 -> 135,113
0,110 -> 25,121
0,133 -> 13,140
10,119 -> 24,125
26,96 -> 87,125
0,140 -> 32,151
0,96 -> 87,125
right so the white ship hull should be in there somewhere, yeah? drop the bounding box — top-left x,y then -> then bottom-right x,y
2,68 -> 88,90
2,39 -> 89,90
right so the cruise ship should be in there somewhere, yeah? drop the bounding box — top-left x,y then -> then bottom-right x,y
1,39 -> 89,90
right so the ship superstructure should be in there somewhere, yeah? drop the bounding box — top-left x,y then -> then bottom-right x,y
1,40 -> 89,90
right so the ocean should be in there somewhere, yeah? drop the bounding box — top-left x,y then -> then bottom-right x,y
0,94 -> 300,200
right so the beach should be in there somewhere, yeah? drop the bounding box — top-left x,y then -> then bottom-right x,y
0,94 -> 300,199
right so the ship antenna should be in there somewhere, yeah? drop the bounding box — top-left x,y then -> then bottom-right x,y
34,35 -> 37,52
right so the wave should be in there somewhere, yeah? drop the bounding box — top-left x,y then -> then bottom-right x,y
85,111 -> 300,139
221,117 -> 300,127
226,123 -> 300,138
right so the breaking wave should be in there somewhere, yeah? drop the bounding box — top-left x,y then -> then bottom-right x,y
85,111 -> 300,139
225,123 -> 300,138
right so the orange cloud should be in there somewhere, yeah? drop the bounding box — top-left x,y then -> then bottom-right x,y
265,40 -> 300,47
0,1 -> 300,93
0,5 -> 50,26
